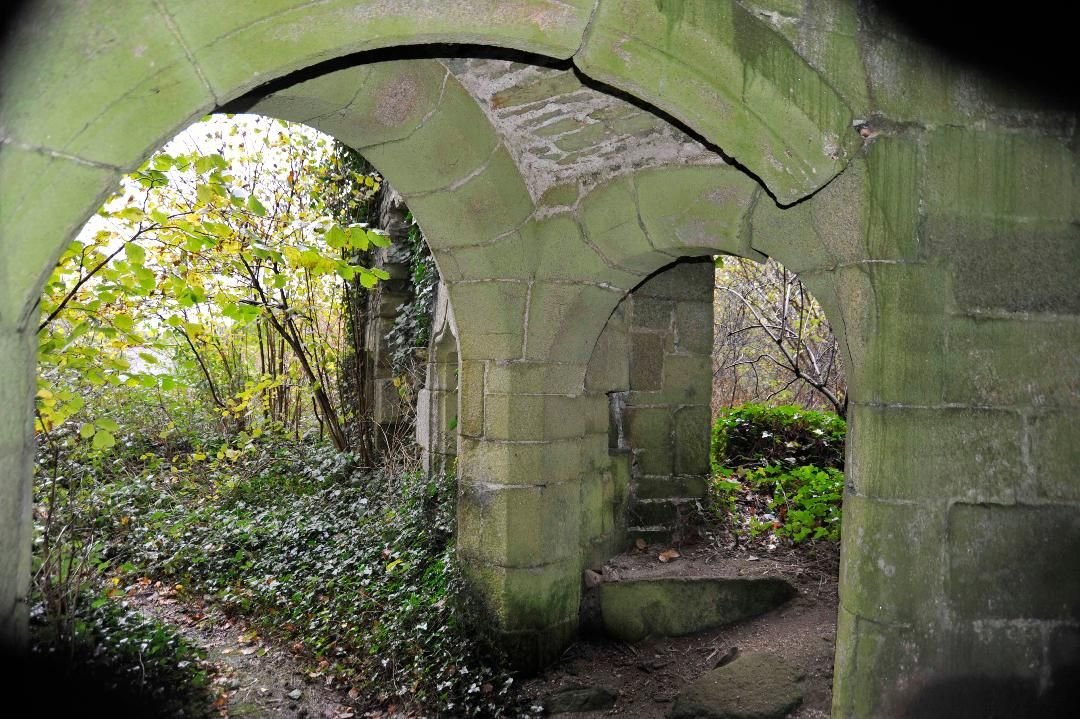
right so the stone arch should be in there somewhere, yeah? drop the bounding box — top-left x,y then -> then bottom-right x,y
7,3 -> 1076,715
0,0 -> 857,326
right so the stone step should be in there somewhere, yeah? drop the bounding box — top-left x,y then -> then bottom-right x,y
670,652 -> 804,719
597,576 -> 796,642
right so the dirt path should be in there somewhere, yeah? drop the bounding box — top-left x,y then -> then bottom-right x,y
126,536 -> 838,719
520,539 -> 840,718
125,582 -> 362,718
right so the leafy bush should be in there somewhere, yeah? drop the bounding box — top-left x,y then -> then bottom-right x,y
710,404 -> 846,544
27,590 -> 213,718
711,403 -> 845,474
89,438 -> 515,716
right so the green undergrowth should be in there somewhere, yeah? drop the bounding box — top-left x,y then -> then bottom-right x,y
710,404 -> 846,544
35,433 -> 518,717
26,592 -> 214,718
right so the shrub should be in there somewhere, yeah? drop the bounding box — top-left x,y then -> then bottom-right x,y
711,403 -> 845,474
91,439 -> 516,716
710,404 -> 846,544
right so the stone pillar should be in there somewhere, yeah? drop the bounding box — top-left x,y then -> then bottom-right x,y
831,129 -> 1080,716
455,358 -> 589,670
0,328 -> 35,656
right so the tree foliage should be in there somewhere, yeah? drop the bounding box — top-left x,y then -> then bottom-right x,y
712,256 -> 847,417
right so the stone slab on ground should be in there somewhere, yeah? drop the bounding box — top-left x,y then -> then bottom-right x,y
599,577 -> 797,642
670,652 -> 804,719
544,685 -> 618,714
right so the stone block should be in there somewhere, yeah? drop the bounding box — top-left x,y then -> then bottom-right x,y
864,135 -> 921,260
406,146 -> 533,249
580,471 -> 608,544
483,394 -> 585,441
459,437 -> 581,486
629,332 -> 665,390
661,354 -> 712,405
629,298 -> 673,332
457,360 -> 485,437
674,406 -> 711,475
947,503 -> 1080,620
252,62 -> 443,150
576,0 -> 856,203
578,175 -> 662,274
599,577 -> 796,642
0,148 -> 118,321
861,33 -> 958,124
848,405 -> 1025,503
1,0 -> 214,166
585,309 -> 630,392
633,259 -> 714,302
929,217 -> 1080,314
674,302 -> 713,354
462,558 -> 581,637
458,481 -> 581,567
750,200 -> 835,274
170,0 -> 595,100
528,214 -> 640,288
435,232 -> 535,284
526,283 -> 622,364
628,499 -> 679,527
485,360 -> 585,396
833,263 -> 947,405
635,165 -> 756,256
839,493 -> 945,624
449,282 -> 527,360
635,475 -> 708,500
924,127 -> 1075,222
1030,410 -> 1080,501
625,407 -> 673,450
944,316 -> 1080,408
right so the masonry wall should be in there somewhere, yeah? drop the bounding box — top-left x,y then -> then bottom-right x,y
583,258 -> 714,558
2,1 -> 1079,713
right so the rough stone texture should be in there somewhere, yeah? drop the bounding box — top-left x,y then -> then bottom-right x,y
544,685 -> 618,714
3,0 -> 1080,703
670,652 -> 804,719
599,577 -> 796,643
447,59 -> 727,202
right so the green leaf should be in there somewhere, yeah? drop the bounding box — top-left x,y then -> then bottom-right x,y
246,194 -> 267,217
125,242 -> 146,265
79,423 -> 96,440
325,224 -> 348,250
92,429 -> 116,451
96,418 -> 120,432
113,314 -> 134,332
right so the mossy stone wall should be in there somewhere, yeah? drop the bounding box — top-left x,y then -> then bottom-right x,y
1,1 -> 1077,710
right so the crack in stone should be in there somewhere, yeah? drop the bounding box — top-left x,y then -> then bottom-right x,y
153,0 -> 220,106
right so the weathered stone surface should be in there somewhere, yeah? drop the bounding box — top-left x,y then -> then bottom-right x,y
599,577 -> 796,642
670,652 -> 803,719
545,685 -> 617,714
947,503 -> 1080,620
576,0 -> 857,203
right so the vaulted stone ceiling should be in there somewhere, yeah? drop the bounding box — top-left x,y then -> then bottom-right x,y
444,58 -> 726,202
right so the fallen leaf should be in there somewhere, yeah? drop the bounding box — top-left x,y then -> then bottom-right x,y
348,688 -> 360,700
658,548 -> 681,563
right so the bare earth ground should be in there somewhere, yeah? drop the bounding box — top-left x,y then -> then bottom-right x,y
129,535 -> 839,719
127,582 -> 362,718
519,537 -> 840,719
